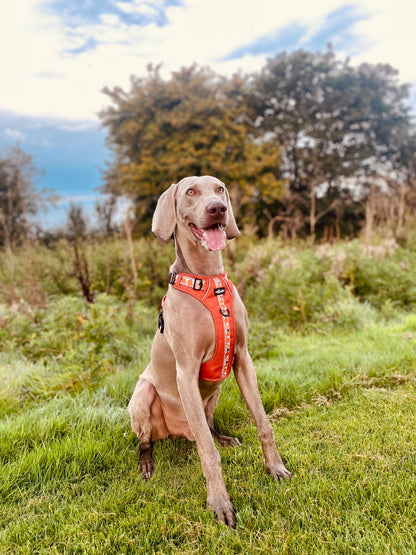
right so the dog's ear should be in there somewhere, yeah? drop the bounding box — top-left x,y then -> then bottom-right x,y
225,188 -> 240,240
152,183 -> 177,242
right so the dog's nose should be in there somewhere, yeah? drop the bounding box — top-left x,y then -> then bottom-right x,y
206,201 -> 227,218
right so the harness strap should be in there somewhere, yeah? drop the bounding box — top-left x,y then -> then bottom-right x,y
161,272 -> 236,382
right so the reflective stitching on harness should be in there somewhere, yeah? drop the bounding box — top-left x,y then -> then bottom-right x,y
161,272 -> 236,382
213,277 -> 232,379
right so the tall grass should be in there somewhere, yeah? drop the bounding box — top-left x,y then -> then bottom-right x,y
230,237 -> 416,329
0,294 -> 155,415
3,235 -> 416,318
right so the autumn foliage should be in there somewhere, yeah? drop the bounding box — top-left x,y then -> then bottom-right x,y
100,47 -> 416,240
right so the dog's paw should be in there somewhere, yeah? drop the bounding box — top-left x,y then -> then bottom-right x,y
139,442 -> 155,480
139,448 -> 155,480
208,497 -> 236,528
140,459 -> 155,480
266,462 -> 292,481
211,429 -> 241,448
219,435 -> 241,447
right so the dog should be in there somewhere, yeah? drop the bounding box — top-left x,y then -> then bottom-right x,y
128,175 -> 291,527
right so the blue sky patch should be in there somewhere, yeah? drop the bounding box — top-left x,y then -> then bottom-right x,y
303,4 -> 371,53
67,37 -> 101,55
223,22 -> 308,60
0,111 -> 108,228
224,3 -> 371,60
40,0 -> 184,28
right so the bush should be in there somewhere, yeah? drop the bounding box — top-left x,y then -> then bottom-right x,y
0,293 -> 158,414
231,241 -> 353,330
228,237 -> 416,331
0,294 -> 156,362
2,235 -> 416,334
0,237 -> 175,306
345,249 -> 416,310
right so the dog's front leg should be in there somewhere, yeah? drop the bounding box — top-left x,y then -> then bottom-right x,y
233,351 -> 291,480
176,368 -> 236,528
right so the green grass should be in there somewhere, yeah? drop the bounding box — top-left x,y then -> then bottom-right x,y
2,236 -> 416,552
1,305 -> 416,553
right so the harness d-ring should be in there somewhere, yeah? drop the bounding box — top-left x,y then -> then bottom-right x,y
220,308 -> 230,317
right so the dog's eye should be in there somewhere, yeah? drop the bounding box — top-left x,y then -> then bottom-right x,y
186,188 -> 196,196
218,186 -> 224,193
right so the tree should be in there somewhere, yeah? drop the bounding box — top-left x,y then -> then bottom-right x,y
65,204 -> 94,303
395,133 -> 416,236
250,46 -> 414,240
99,64 -> 286,235
66,204 -> 88,241
95,195 -> 118,238
0,146 -> 44,250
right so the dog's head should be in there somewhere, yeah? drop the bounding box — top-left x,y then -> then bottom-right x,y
152,176 -> 240,251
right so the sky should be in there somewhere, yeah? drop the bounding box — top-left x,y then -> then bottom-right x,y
1,0 -> 415,229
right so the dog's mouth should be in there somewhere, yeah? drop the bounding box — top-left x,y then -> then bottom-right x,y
188,223 -> 227,251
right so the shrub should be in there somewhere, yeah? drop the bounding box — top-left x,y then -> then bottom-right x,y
0,237 -> 175,306
231,241 -> 352,330
0,294 -> 158,413
0,294 -> 157,363
2,235 -> 416,334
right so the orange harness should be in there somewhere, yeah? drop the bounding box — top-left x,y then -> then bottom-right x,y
159,272 -> 236,382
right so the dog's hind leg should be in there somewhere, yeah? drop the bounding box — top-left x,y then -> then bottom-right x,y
128,378 -> 158,479
205,388 -> 241,447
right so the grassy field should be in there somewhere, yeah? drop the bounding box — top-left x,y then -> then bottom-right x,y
1,238 -> 416,553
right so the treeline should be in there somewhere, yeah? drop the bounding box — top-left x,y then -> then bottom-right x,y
1,46 -> 416,249
0,147 -> 47,250
0,147 -> 117,250
100,46 -> 416,241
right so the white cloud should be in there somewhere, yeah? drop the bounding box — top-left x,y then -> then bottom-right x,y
116,1 -> 159,17
350,0 -> 416,85
0,0 -> 415,122
4,129 -> 28,142
99,13 -> 121,26
2,126 -> 54,148
115,2 -> 135,14
56,121 -> 101,133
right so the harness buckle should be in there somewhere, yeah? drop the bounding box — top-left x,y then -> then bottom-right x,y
193,278 -> 203,291
168,272 -> 177,284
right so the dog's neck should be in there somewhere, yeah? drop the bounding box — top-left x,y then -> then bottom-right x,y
171,228 -> 225,276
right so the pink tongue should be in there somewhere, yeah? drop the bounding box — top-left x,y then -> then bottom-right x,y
203,226 -> 227,251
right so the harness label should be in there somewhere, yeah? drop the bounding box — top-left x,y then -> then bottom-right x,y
214,287 -> 226,296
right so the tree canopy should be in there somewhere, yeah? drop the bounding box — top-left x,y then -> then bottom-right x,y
248,46 -> 414,239
100,64 -> 286,234
0,147 -> 44,250
100,47 -> 416,239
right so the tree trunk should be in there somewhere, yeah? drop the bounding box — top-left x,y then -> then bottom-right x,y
124,214 -> 138,290
364,193 -> 375,244
310,180 -> 316,245
335,214 -> 341,242
72,240 -> 94,303
267,214 -> 293,239
397,185 -> 408,236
